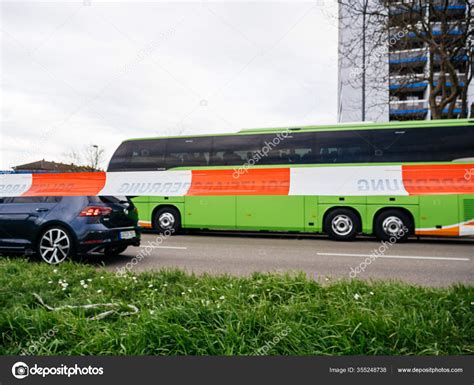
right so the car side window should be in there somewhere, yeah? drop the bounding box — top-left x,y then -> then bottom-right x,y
44,196 -> 62,203
6,197 -> 60,204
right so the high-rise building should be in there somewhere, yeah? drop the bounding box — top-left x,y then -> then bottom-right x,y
338,0 -> 473,122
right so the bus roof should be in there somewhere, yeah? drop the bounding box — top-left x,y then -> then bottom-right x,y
126,118 -> 474,141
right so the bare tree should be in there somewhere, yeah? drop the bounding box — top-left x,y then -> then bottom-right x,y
339,0 -> 473,120
64,144 -> 106,171
84,145 -> 105,171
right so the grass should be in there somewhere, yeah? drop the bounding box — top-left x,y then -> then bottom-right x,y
0,257 -> 472,355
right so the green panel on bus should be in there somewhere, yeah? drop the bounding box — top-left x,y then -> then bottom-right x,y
236,196 -> 304,231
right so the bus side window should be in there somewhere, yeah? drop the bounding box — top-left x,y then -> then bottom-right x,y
316,131 -> 372,164
211,135 -> 263,166
165,137 -> 212,168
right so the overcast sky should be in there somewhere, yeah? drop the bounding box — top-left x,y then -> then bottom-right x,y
1,0 -> 338,170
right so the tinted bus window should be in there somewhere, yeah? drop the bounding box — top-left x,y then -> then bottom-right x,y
369,126 -> 474,162
258,132 -> 317,165
315,130 -> 372,163
211,135 -> 264,166
165,137 -> 212,168
108,140 -> 165,171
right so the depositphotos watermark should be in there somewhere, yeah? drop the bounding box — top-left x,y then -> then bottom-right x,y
116,228 -> 175,276
20,327 -> 58,356
349,225 -> 409,278
255,326 -> 292,355
12,361 -> 103,380
464,168 -> 474,180
233,129 -> 290,179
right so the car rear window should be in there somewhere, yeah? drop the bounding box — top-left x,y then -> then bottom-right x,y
88,196 -> 130,204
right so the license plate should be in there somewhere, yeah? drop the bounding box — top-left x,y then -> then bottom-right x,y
120,230 -> 136,240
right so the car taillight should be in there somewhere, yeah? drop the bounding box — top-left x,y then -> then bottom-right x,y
79,206 -> 112,217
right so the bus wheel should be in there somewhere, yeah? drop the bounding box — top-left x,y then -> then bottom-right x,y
324,208 -> 360,241
374,210 -> 411,242
153,207 -> 181,234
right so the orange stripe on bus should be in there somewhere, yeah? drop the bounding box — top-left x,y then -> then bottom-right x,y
24,172 -> 106,196
415,227 -> 460,237
402,164 -> 474,195
187,168 -> 290,196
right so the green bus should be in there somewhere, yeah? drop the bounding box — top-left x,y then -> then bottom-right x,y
107,119 -> 474,241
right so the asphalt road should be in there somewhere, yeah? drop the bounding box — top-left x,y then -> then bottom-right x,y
100,232 -> 474,287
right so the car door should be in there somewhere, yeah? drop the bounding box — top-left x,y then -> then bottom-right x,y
0,197 -> 8,248
0,196 -> 60,249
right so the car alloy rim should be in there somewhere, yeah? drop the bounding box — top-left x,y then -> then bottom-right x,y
331,214 -> 353,236
39,228 -> 70,264
159,212 -> 175,229
382,216 -> 404,236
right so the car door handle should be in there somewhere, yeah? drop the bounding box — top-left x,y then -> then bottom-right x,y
35,208 -> 49,212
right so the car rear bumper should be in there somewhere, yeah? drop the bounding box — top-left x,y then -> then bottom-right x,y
78,227 -> 141,253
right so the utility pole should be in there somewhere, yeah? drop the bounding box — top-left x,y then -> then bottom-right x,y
361,0 -> 367,121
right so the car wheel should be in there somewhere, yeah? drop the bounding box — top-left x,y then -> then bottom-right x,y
37,227 -> 74,264
153,207 -> 181,234
374,210 -> 412,242
324,208 -> 360,241
104,245 -> 129,257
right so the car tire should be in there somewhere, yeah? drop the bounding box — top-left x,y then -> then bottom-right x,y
104,245 -> 129,257
153,207 -> 181,234
374,210 -> 412,242
37,226 -> 75,264
324,208 -> 360,241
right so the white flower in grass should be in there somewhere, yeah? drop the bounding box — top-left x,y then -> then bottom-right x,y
97,289 -> 102,293
211,288 -> 215,291
187,289 -> 192,293
100,276 -> 104,280
354,293 -> 361,300
150,310 -> 155,315
48,281 -> 53,284
87,279 -> 92,282
181,292 -> 186,295
83,284 -> 88,289
53,269 -> 58,273
163,283 -> 168,287
80,280 -> 85,285
369,291 -> 374,296
219,295 -> 225,300
148,284 -> 153,288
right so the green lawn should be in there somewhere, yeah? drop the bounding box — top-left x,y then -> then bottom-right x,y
0,257 -> 472,355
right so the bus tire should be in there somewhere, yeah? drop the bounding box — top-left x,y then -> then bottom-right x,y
324,208 -> 360,241
153,207 -> 181,234
374,209 -> 412,242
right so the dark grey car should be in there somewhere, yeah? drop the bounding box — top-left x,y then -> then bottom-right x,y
0,196 -> 140,264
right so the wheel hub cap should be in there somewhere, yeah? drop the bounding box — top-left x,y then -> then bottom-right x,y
159,213 -> 175,229
382,216 -> 404,236
331,215 -> 353,236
